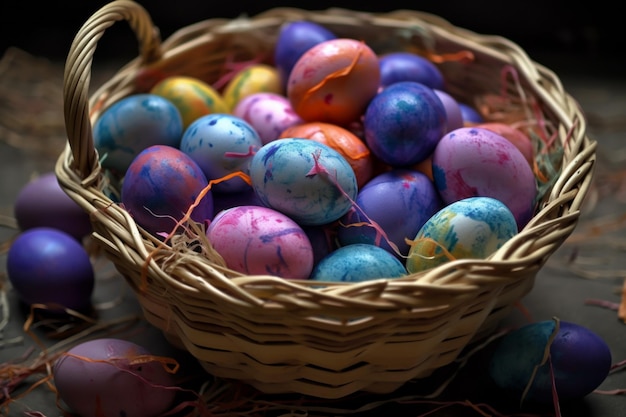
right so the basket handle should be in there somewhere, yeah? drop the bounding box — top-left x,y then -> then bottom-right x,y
63,0 -> 161,179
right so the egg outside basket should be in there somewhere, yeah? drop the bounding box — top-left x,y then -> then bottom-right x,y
56,0 -> 596,399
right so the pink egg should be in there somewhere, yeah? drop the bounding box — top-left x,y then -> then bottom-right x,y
432,127 -> 537,230
287,38 -> 380,126
206,205 -> 314,279
475,122 -> 534,165
232,92 -> 304,144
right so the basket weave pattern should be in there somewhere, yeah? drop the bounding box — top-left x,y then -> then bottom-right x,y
56,0 -> 596,399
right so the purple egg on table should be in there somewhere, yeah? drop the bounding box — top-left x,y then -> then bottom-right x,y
337,169 -> 444,257
378,52 -> 445,90
364,81 -> 447,167
121,144 -> 214,237
7,227 -> 94,313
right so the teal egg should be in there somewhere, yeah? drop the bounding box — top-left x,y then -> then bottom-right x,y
406,196 -> 518,272
310,243 -> 407,282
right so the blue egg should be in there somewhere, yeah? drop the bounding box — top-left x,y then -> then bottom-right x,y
274,21 -> 337,87
488,320 -> 612,404
364,81 -> 447,166
249,138 -> 358,226
378,52 -> 445,90
93,94 -> 183,175
337,169 -> 444,257
7,227 -> 95,313
458,102 -> 484,124
310,243 -> 407,282
180,113 -> 263,193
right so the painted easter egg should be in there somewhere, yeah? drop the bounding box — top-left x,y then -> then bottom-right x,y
287,38 -> 380,125
431,127 -> 537,230
488,319 -> 612,404
206,205 -> 314,279
434,89 -> 464,133
179,113 -> 262,193
279,121 -> 374,188
310,243 -> 407,282
476,122 -> 534,165
93,93 -> 183,175
378,51 -> 445,90
232,92 -> 304,144
121,144 -> 214,237
150,75 -> 228,129
249,138 -> 358,226
274,20 -> 337,87
405,196 -> 518,273
337,169 -> 444,258
7,227 -> 95,313
222,64 -> 283,111
459,102 -> 484,125
364,81 -> 447,166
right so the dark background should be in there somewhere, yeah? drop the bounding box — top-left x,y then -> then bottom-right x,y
1,1 -> 624,77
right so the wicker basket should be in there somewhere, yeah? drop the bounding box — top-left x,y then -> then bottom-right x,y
56,0 -> 596,399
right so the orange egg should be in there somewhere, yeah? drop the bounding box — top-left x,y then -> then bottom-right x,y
280,122 -> 374,188
475,122 -> 534,165
287,38 -> 380,126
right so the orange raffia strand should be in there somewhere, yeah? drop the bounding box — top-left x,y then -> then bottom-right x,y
405,236 -> 458,263
422,49 -> 475,65
619,278 -> 626,323
139,171 -> 252,291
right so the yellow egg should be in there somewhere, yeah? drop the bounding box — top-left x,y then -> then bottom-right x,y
222,64 -> 283,111
150,76 -> 228,129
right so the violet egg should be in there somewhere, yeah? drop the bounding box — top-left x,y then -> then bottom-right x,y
488,319 -> 612,404
180,113 -> 262,193
93,93 -> 183,175
14,171 -> 92,240
53,338 -> 176,417
431,127 -> 537,230
378,51 -> 445,90
249,138 -> 358,226
337,169 -> 444,258
434,89 -> 464,133
274,20 -> 337,87
458,102 -> 484,125
363,81 -> 447,166
206,205 -> 314,279
310,243 -> 407,282
121,144 -> 214,237
232,92 -> 304,144
7,227 -> 94,313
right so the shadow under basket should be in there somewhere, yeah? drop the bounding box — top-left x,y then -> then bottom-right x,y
56,0 -> 596,399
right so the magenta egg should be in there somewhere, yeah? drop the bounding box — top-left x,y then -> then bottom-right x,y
121,144 -> 214,237
7,227 -> 94,312
364,81 -> 447,166
337,169 -> 444,257
206,205 -> 314,279
14,171 -> 92,240
378,52 -> 445,90
432,127 -> 537,230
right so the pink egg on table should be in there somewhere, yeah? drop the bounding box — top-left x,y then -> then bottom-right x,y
232,92 -> 304,144
206,205 -> 314,279
432,127 -> 537,230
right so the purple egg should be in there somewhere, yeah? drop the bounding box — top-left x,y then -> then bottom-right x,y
432,127 -> 537,230
337,169 -> 444,257
364,81 -> 447,166
7,227 -> 94,312
378,52 -> 445,90
459,102 -> 484,124
121,144 -> 214,237
14,172 -> 92,240
434,89 -> 464,133
274,21 -> 337,87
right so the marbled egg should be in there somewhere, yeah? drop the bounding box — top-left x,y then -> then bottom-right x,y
121,145 -> 214,237
249,138 -> 358,226
279,121 -> 374,188
337,169 -> 443,257
378,51 -> 445,90
476,122 -> 534,165
206,205 -> 313,279
222,64 -> 283,111
431,127 -> 537,230
150,75 -> 228,129
310,243 -> 407,282
232,92 -> 304,144
287,38 -> 380,126
405,196 -> 518,273
179,113 -> 263,193
364,81 -> 447,166
93,94 -> 183,175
